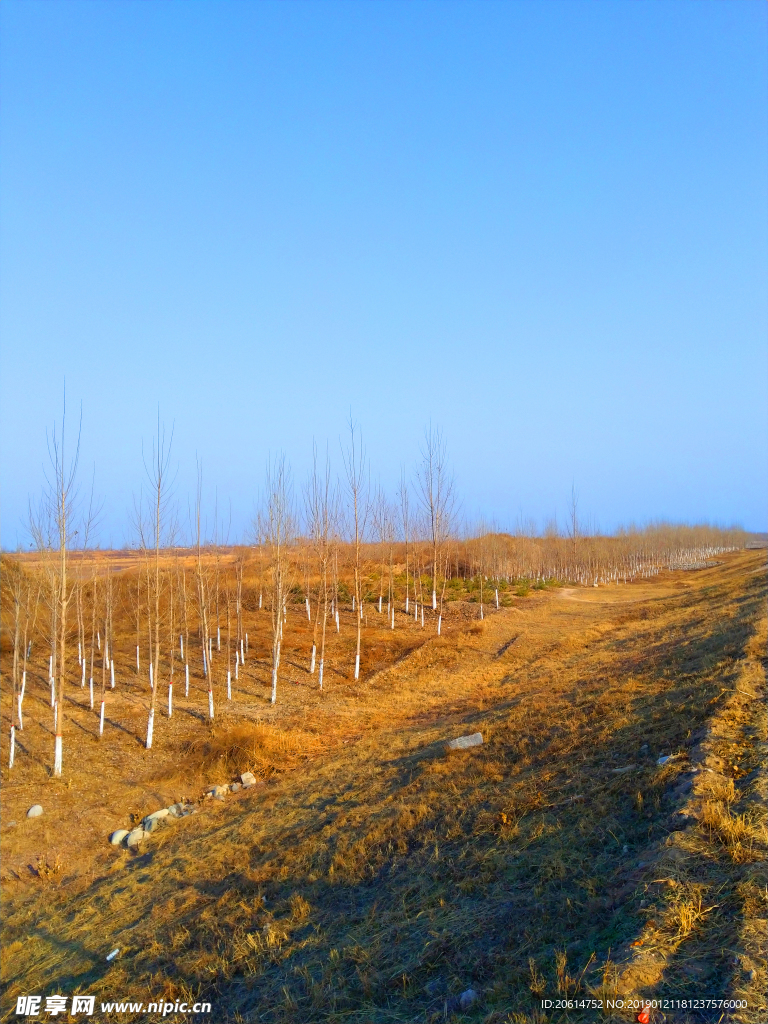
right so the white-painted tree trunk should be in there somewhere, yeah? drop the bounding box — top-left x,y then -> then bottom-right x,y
208,688 -> 214,719
310,644 -> 316,674
180,634 -> 184,660
54,733 -> 62,776
217,627 -> 221,651
99,701 -> 105,737
146,707 -> 154,749
110,661 -> 115,689
202,649 -> 208,677
318,658 -> 324,690
235,658 -> 239,680
78,642 -> 82,665
495,589 -> 499,609
89,678 -> 94,709
378,595 -> 382,613
391,606 -> 395,629
185,663 -> 189,697
354,652 -> 360,680
168,683 -> 173,717
240,639 -> 244,663
306,597 -> 311,621
81,660 -> 86,687
432,590 -> 437,610
227,671 -> 231,700
17,695 -> 23,730
136,645 -> 140,672
335,610 -> 340,632
9,726 -> 15,769
50,680 -> 55,707
149,663 -> 154,690
97,631 -> 101,651
438,614 -> 442,635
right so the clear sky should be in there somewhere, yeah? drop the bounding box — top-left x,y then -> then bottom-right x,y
1,0 -> 766,548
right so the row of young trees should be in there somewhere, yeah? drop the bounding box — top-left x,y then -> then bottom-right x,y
2,408 -> 747,778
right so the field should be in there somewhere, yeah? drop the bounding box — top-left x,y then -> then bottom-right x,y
1,549 -> 765,1023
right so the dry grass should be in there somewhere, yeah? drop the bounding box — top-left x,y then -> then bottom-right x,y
0,551 -> 765,1023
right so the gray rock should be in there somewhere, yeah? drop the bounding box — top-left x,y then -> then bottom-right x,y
125,828 -> 146,848
230,782 -> 241,792
142,808 -> 171,830
206,784 -> 229,798
446,732 -> 483,752
146,807 -> 170,822
167,803 -> 183,817
26,805 -> 43,818
459,988 -> 479,1010
241,771 -> 257,786
109,829 -> 130,846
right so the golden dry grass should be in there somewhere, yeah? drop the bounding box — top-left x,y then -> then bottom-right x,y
0,550 -> 765,1023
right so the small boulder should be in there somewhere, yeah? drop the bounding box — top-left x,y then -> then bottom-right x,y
125,828 -> 146,848
143,808 -> 171,830
446,733 -> 483,752
167,804 -> 183,817
241,771 -> 257,786
109,829 -> 130,846
230,782 -> 241,793
206,784 -> 229,798
146,807 -> 170,822
26,805 -> 43,819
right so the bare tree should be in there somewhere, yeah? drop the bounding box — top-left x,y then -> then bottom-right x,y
136,414 -> 175,750
305,444 -> 337,690
261,455 -> 294,704
568,482 -> 579,567
32,394 -> 86,776
416,424 -> 456,613
399,470 -> 411,615
194,460 -> 214,719
98,568 -> 112,736
342,419 -> 369,681
3,559 -> 24,767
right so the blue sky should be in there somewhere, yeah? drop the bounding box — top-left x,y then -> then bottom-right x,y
1,0 -> 766,547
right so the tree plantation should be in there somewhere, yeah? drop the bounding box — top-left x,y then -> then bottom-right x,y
2,413 -> 747,778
